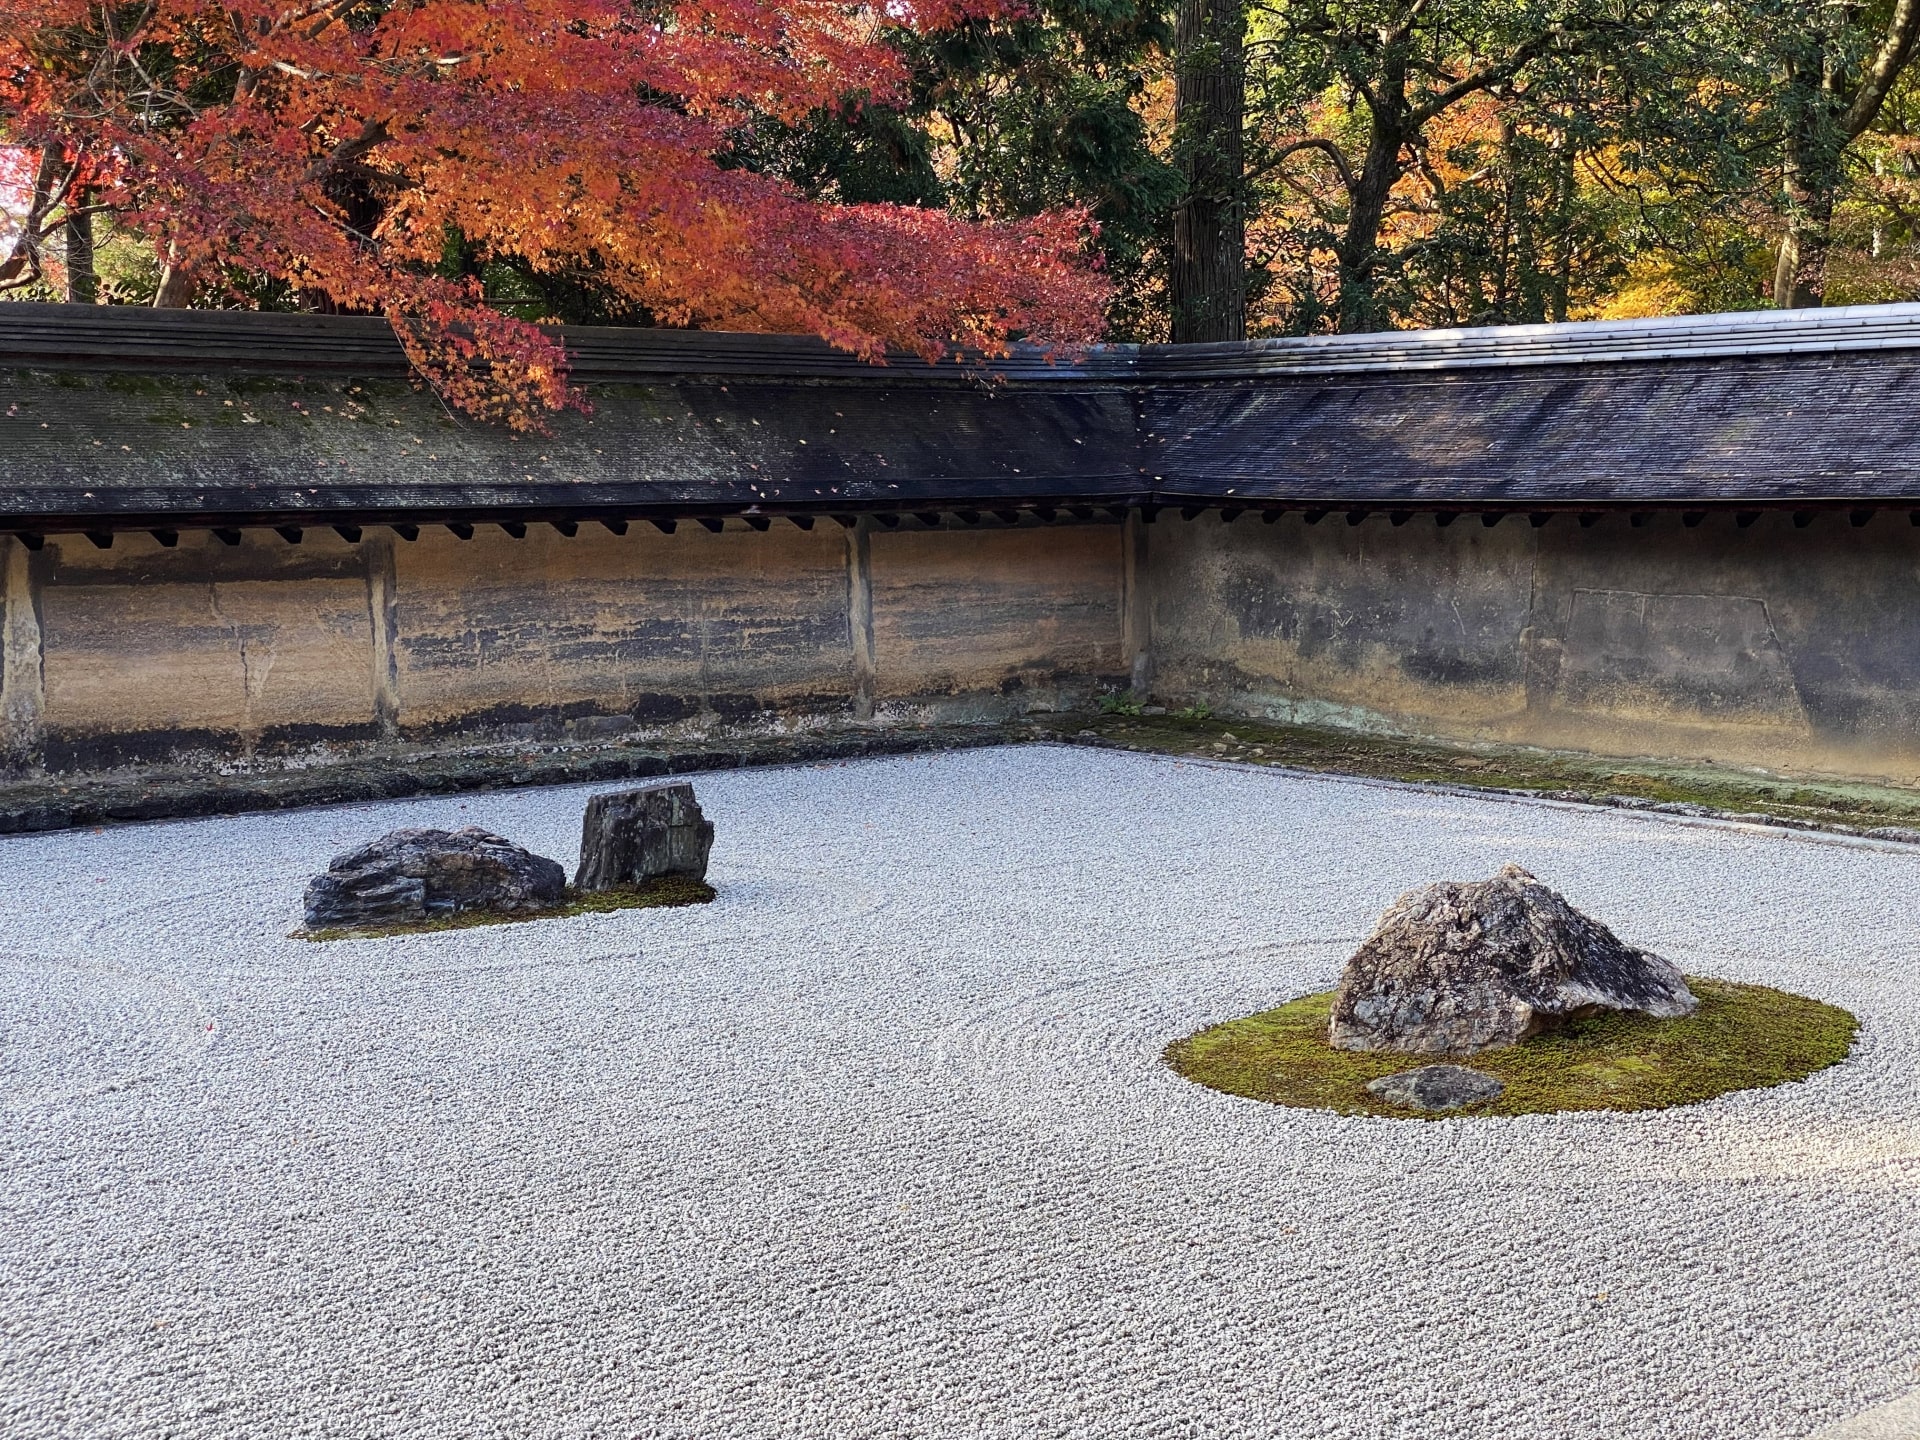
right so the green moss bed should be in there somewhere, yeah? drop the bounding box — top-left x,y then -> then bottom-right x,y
296,875 -> 716,942
1165,978 -> 1857,1118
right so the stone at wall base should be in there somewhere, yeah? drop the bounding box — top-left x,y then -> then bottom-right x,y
301,826 -> 566,931
1366,1065 -> 1505,1112
575,783 -> 714,892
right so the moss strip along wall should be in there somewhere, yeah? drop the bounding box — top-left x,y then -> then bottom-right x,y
9,507 -> 1920,785
0,520 -> 1130,772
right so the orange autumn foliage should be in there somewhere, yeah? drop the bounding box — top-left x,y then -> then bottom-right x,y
0,0 -> 1108,427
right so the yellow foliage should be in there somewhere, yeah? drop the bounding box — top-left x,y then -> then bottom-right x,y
1576,264 -> 1694,320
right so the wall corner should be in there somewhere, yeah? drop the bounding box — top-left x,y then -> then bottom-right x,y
2,536 -> 46,767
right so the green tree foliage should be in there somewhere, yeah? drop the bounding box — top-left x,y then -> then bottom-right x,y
1696,0 -> 1920,308
730,0 -> 1183,341
14,0 -> 1920,342
1238,0 -> 1679,333
1235,0 -> 1920,332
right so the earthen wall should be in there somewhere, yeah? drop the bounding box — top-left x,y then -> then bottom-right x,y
1147,511 -> 1920,782
0,520 -> 1128,771
11,510 -> 1920,787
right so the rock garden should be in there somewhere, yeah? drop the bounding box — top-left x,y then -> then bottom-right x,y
2,746 -> 1915,1440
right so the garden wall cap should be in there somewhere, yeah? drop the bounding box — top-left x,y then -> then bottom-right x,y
8,300 -> 1920,382
10,302 -> 1920,527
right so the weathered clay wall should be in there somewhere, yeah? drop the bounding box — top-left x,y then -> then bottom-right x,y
870,525 -> 1126,705
390,523 -> 857,735
16,505 -> 1920,786
1148,511 -> 1920,782
0,520 -> 1128,772
5,531 -> 382,770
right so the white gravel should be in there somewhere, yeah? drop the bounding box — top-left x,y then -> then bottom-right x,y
3,744 -> 1919,1440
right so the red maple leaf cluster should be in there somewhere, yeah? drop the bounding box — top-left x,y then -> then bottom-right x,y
0,1 -> 1109,427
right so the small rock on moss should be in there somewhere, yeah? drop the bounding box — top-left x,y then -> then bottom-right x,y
1365,1065 -> 1505,1112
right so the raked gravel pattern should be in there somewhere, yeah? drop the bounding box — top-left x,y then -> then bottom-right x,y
3,744 -> 1919,1440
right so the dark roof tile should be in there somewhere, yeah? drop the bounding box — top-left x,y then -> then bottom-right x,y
4,302 -> 1920,526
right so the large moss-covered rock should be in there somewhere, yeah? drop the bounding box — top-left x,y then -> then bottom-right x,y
1329,864 -> 1696,1056
302,827 -> 566,931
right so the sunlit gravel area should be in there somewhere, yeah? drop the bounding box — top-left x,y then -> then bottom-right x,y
3,744 -> 1919,1440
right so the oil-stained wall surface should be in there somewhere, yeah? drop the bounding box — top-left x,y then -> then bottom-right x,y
1150,510 -> 1920,780
1149,515 -> 1538,732
16,507 -> 1920,785
26,532 -> 380,769
392,524 -> 857,734
870,526 -> 1125,706
0,521 -> 1127,772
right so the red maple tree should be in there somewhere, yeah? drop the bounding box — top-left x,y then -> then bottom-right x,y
0,1 -> 1107,427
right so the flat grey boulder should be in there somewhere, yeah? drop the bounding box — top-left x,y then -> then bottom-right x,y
1366,1065 -> 1504,1112
575,783 -> 714,892
1329,863 -> 1696,1056
303,826 -> 566,931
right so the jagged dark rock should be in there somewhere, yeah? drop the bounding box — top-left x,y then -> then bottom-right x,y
302,827 -> 566,931
575,783 -> 714,892
1329,863 -> 1696,1056
1365,1065 -> 1505,1112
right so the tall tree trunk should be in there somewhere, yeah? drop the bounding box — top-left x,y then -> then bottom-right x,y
1335,121 -> 1405,333
153,241 -> 195,308
1550,129 -> 1576,322
64,192 -> 96,305
1170,0 -> 1246,343
1772,200 -> 1834,309
1771,0 -> 1920,308
0,147 -> 63,287
1773,126 -> 1839,308
1501,118 -> 1534,321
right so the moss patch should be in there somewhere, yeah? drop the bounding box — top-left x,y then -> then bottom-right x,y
296,874 -> 715,942
1057,711 -> 1920,834
1165,978 -> 1856,1118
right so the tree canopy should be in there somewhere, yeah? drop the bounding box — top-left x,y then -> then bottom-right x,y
1236,0 -> 1920,332
9,0 -> 1920,376
0,0 -> 1108,425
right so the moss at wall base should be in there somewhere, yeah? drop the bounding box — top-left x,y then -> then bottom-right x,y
1059,710 -> 1920,838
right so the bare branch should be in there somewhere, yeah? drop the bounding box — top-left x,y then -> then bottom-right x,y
303,118 -> 393,182
1408,26 -> 1577,127
0,145 -> 78,286
301,0 -> 364,42
1246,136 -> 1358,195
1844,0 -> 1920,138
1382,0 -> 1433,51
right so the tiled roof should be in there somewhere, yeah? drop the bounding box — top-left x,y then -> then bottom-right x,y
4,302 -> 1920,533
